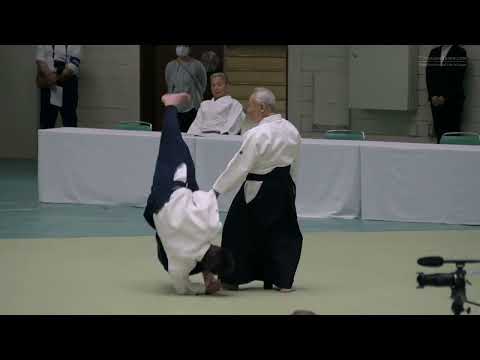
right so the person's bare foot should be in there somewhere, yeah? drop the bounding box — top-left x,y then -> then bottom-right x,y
161,93 -> 191,107
276,287 -> 296,293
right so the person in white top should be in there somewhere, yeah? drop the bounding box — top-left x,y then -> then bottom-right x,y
35,45 -> 82,128
143,93 -> 235,295
212,87 -> 303,293
187,73 -> 245,136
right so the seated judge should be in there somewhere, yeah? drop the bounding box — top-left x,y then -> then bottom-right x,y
187,73 -> 245,136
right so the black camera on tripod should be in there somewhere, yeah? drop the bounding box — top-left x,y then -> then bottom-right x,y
416,256 -> 480,315
417,272 -> 458,288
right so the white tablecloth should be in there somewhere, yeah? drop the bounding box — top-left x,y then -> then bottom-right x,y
360,141 -> 480,225
193,136 -> 362,218
193,134 -> 243,213
38,128 -> 480,224
38,128 -> 362,219
38,128 -> 196,207
296,139 -> 361,219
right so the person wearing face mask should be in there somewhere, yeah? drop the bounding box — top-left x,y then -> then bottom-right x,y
165,45 -> 207,132
212,87 -> 303,293
187,72 -> 245,136
426,45 -> 468,143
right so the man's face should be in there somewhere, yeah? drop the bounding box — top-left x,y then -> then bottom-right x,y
176,45 -> 190,58
211,77 -> 227,99
246,94 -> 264,123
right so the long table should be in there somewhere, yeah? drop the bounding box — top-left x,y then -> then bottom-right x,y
38,128 -> 360,219
38,128 -> 480,224
360,141 -> 480,225
38,128 -> 195,206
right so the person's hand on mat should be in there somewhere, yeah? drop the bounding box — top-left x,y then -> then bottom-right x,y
161,93 -> 191,107
202,271 -> 215,283
205,277 -> 222,295
276,287 -> 295,293
202,271 -> 221,294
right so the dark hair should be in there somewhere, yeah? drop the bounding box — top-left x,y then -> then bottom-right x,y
201,245 -> 235,278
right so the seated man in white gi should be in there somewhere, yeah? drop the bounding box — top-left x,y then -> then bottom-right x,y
187,73 -> 245,136
144,93 -> 235,295
212,87 -> 303,293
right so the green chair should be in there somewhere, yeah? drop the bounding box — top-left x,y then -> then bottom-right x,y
325,130 -> 366,141
117,121 -> 152,131
440,132 -> 480,145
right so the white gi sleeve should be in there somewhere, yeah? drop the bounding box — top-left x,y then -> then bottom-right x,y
290,134 -> 302,181
226,102 -> 245,135
213,130 -> 263,195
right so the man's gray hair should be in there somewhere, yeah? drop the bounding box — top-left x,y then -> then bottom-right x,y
252,87 -> 276,112
210,72 -> 229,84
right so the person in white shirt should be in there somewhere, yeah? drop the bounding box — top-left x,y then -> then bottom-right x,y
143,93 -> 235,295
212,87 -> 303,293
35,45 -> 82,128
187,73 -> 245,136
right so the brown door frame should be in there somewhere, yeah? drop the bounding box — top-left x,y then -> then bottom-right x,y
140,45 -> 154,128
140,45 -> 225,131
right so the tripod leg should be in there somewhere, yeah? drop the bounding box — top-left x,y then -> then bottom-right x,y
452,295 -> 464,315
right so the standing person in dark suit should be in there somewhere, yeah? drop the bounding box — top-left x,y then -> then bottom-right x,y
426,45 -> 468,143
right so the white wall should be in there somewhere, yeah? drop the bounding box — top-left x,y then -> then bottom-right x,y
0,45 -> 140,159
288,45 -> 480,139
0,45 -> 38,159
78,45 -> 140,129
288,45 -> 349,133
2,45 -> 477,160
